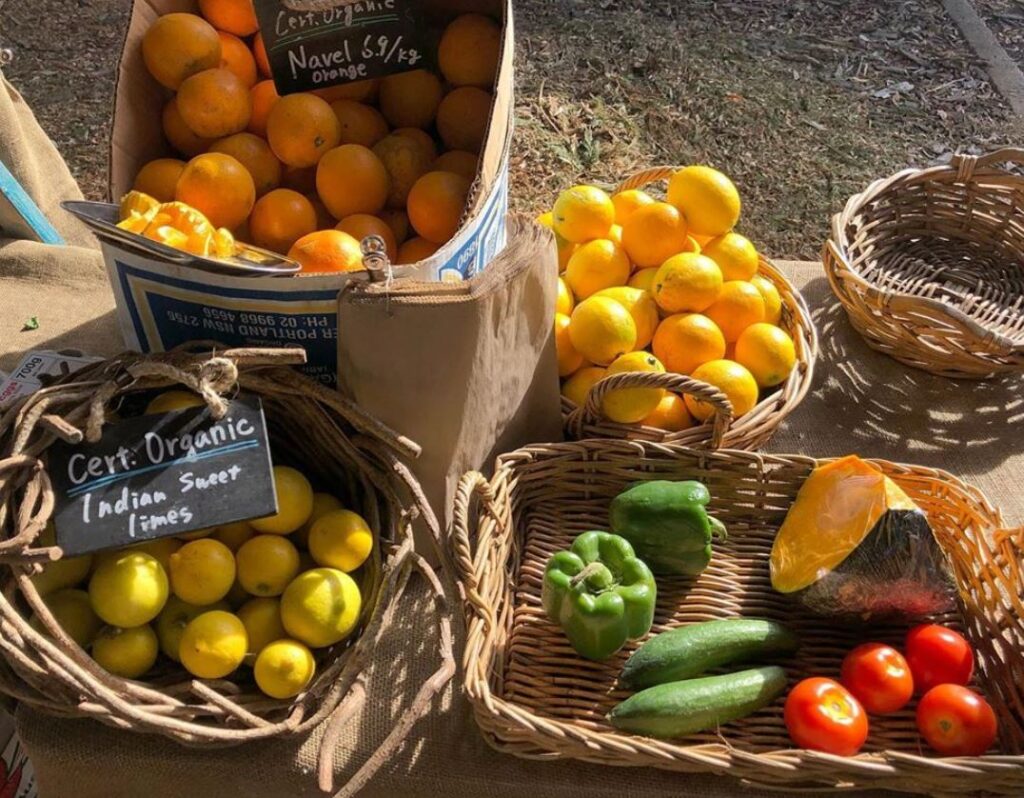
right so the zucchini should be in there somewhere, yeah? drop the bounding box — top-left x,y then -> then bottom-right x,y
608,666 -> 787,738
620,618 -> 799,689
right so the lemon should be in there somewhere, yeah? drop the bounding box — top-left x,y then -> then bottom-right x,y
309,510 -> 373,573
593,286 -> 659,349
564,239 -> 631,300
31,553 -> 92,596
280,568 -> 361,649
653,253 -> 723,314
556,277 -> 575,316
89,551 -> 168,628
293,492 -> 343,550
92,625 -> 159,679
155,595 -> 229,661
237,597 -> 286,657
751,274 -> 782,325
735,323 -> 797,388
552,185 -> 615,243
236,535 -> 301,597
652,313 -> 727,375
568,296 -> 637,366
610,189 -> 654,225
621,202 -> 690,269
254,639 -> 316,699
535,211 -> 553,229
701,232 -> 758,281
30,589 -> 102,647
213,521 -> 255,552
667,165 -> 741,237
555,313 -> 585,377
168,539 -> 236,605
601,352 -> 666,424
145,390 -> 204,415
555,233 -> 577,273
640,394 -> 693,432
686,359 -> 759,421
179,610 -> 248,679
704,280 -> 766,342
627,267 -> 658,293
252,466 -> 314,535
560,366 -> 606,407
607,224 -> 624,246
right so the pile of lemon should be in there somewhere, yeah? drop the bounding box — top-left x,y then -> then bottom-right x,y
29,409 -> 372,700
539,166 -> 798,431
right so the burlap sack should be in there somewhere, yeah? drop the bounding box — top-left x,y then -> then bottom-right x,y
336,215 -> 564,554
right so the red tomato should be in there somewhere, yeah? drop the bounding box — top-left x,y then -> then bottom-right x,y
784,677 -> 869,756
905,624 -> 974,694
840,643 -> 914,714
916,684 -> 998,756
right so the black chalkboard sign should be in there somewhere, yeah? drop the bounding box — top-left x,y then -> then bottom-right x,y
49,396 -> 277,556
254,0 -> 427,95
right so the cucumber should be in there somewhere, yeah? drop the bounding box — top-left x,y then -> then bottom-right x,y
608,666 -> 787,738
620,618 -> 799,689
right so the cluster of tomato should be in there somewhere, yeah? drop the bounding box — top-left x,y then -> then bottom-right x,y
785,624 -> 997,757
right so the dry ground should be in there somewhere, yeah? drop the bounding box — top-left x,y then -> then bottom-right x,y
2,0 -> 1021,258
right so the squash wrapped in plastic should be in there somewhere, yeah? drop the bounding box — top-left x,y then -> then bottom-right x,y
770,455 -> 955,621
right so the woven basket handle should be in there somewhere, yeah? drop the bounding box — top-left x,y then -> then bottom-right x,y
615,165 -> 677,193
952,147 -> 1024,177
566,372 -> 734,449
449,471 -> 504,627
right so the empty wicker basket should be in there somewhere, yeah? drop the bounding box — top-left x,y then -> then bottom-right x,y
824,148 -> 1024,378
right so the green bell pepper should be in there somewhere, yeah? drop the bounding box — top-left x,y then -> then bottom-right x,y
541,531 -> 657,661
609,480 -> 727,576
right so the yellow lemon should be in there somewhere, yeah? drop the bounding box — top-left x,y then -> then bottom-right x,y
555,313 -> 585,377
252,466 -> 314,534
555,233 -> 577,273
168,539 -> 236,605
556,277 -> 575,316
280,568 -> 361,648
535,211 -> 553,228
552,185 -> 615,243
145,390 -> 204,415
640,394 -> 693,432
155,595 -> 229,661
560,365 -> 606,407
751,274 -> 782,325
607,223 -> 623,246
601,352 -> 666,424
309,510 -> 373,572
686,359 -> 759,421
653,253 -> 723,314
31,553 -> 92,596
701,232 -> 758,281
568,296 -> 637,366
593,286 -> 659,349
294,492 -> 343,550
564,239 -> 631,300
254,638 -> 316,699
237,596 -> 286,657
735,322 -> 797,388
610,189 -> 655,225
652,313 -> 727,375
236,535 -> 301,596
89,551 -> 168,628
621,202 -> 689,269
30,588 -> 102,647
92,625 -> 159,679
667,165 -> 741,237
627,267 -> 658,293
213,521 -> 255,552
179,610 -> 248,679
704,280 -> 766,342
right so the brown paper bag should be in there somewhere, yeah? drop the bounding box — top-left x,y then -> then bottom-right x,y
337,216 -> 563,552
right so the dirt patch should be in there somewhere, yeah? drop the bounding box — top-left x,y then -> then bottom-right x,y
2,0 -> 1021,257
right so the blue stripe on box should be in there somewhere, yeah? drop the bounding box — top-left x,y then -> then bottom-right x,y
0,159 -> 64,244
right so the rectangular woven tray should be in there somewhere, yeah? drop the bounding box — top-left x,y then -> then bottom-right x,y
450,442 -> 1024,794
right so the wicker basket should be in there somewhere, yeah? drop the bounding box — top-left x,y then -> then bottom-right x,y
563,167 -> 818,447
0,346 -> 453,793
450,441 -> 1024,794
823,148 -> 1024,379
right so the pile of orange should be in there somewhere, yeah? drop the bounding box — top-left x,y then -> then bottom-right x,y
542,166 -> 798,433
133,1 -> 501,273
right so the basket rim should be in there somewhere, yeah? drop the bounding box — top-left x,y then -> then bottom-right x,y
450,441 -> 1024,793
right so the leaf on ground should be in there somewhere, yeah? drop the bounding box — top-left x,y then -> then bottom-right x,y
21,317 -> 39,331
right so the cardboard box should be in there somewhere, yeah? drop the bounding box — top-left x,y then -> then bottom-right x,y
106,0 -> 513,384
